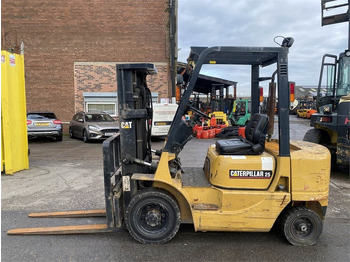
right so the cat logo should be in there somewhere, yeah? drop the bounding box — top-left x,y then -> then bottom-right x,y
121,121 -> 132,129
229,170 -> 272,179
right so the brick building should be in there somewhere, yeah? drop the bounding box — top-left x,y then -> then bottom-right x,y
1,0 -> 177,123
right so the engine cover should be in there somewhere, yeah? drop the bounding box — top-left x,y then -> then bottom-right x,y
206,144 -> 276,190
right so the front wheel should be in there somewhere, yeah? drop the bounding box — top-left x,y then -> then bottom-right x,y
280,206 -> 323,246
125,188 -> 181,244
83,129 -> 89,143
69,127 -> 74,138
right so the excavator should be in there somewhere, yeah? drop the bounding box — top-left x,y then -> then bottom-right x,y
8,42 -> 331,246
304,0 -> 350,168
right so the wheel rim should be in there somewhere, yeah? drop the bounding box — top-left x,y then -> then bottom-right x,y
290,217 -> 315,240
69,128 -> 73,137
136,202 -> 169,234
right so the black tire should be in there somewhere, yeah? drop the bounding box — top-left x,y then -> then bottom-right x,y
303,129 -> 330,145
83,129 -> 89,143
280,206 -> 322,246
69,127 -> 74,138
125,188 -> 181,244
229,118 -> 234,126
55,133 -> 63,142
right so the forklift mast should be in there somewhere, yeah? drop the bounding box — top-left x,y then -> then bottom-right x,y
116,63 -> 157,205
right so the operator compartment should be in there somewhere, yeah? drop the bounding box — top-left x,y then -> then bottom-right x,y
205,144 -> 276,190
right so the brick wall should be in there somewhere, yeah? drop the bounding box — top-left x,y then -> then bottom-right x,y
1,0 -> 171,122
74,62 -> 169,113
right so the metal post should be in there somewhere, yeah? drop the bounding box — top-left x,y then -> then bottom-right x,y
251,65 -> 260,115
277,52 -> 290,157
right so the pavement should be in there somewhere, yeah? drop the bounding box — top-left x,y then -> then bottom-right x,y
1,115 -> 350,262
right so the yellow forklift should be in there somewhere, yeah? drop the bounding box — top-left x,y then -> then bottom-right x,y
8,43 -> 331,246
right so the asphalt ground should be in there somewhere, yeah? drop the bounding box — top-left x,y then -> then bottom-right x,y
1,115 -> 350,262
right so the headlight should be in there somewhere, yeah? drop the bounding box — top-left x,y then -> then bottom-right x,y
88,125 -> 100,131
323,106 -> 331,113
323,105 -> 331,114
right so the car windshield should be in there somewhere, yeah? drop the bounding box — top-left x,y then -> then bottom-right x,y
85,114 -> 115,122
27,113 -> 57,119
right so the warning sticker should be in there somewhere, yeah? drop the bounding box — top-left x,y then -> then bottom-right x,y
229,170 -> 272,179
9,54 -> 15,66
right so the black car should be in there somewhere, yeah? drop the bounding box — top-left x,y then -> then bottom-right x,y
27,111 -> 63,141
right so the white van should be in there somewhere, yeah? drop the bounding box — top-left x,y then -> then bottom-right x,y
151,103 -> 178,136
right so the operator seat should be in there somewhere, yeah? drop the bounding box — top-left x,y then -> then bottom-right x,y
215,113 -> 269,155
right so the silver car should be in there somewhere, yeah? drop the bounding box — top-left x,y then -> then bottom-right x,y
69,112 -> 119,142
27,111 -> 63,141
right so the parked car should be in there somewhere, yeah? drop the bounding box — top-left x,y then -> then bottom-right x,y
69,112 -> 119,142
296,109 -> 308,118
306,109 -> 317,119
27,111 -> 63,141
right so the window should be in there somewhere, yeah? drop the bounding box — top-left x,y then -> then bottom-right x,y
337,56 -> 350,97
86,103 -> 116,116
83,92 -> 118,116
152,92 -> 158,103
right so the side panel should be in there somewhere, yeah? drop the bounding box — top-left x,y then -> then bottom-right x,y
290,141 -> 331,205
189,190 -> 290,232
143,151 -> 291,232
1,51 -> 29,174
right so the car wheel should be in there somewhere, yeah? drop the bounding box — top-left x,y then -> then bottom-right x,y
280,206 -> 322,246
83,129 -> 89,143
125,188 -> 181,244
69,127 -> 74,138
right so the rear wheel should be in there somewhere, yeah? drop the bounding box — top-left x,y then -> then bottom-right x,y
125,188 -> 181,244
280,206 -> 322,246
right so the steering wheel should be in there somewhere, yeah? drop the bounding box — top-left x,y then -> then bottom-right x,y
188,104 -> 211,119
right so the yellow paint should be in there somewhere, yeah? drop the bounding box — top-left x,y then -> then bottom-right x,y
207,145 -> 276,189
207,111 -> 229,126
296,109 -> 308,118
1,51 -> 29,174
289,140 -> 331,206
133,139 -> 330,232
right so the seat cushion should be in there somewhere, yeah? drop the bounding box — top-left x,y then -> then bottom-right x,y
216,138 -> 253,155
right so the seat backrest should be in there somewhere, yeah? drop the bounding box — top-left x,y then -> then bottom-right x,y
245,114 -> 268,144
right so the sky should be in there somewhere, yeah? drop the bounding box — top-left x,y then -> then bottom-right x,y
177,0 -> 349,97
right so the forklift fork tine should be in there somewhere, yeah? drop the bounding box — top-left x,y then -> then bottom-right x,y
28,209 -> 106,218
7,224 -> 111,235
